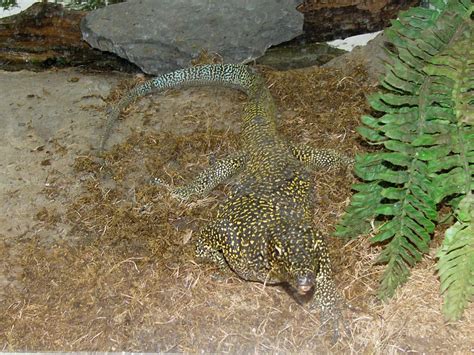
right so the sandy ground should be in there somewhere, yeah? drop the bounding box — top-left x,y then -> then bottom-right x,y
1,70 -> 112,239
0,64 -> 473,352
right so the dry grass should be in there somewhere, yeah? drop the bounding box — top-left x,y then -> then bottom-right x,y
1,65 -> 473,352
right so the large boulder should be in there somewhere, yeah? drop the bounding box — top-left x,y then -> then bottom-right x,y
81,0 -> 304,74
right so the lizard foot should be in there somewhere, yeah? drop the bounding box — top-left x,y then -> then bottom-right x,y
308,300 -> 352,344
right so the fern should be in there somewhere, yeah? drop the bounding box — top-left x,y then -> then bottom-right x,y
437,194 -> 474,321
336,0 -> 473,319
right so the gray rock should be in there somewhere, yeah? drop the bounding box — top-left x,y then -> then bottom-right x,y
81,0 -> 304,74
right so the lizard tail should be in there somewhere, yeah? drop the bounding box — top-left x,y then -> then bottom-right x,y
99,64 -> 264,152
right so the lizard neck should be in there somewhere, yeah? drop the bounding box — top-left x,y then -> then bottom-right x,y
240,91 -> 279,148
241,114 -> 279,148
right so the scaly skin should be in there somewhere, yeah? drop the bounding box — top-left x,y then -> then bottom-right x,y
102,64 -> 352,339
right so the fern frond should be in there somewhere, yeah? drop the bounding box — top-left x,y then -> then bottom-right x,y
421,29 -> 474,205
436,194 -> 474,321
336,0 -> 474,304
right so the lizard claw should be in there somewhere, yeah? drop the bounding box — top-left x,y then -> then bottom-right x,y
150,177 -> 167,186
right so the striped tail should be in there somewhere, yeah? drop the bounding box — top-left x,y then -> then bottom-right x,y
99,64 -> 265,152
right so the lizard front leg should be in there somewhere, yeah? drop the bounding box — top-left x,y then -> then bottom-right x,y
196,219 -> 273,283
153,152 -> 247,200
195,222 -> 229,272
310,237 -> 346,342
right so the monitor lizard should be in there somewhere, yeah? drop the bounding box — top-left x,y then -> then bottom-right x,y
100,64 -> 352,339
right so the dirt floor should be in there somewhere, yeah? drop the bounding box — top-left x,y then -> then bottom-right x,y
1,59 -> 473,353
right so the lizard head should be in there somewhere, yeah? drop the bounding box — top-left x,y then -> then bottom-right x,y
271,225 -> 322,295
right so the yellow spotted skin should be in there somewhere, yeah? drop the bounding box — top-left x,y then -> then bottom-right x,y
103,64 -> 351,338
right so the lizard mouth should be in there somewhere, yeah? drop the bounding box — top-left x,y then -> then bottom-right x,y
296,274 -> 314,294
297,284 -> 313,294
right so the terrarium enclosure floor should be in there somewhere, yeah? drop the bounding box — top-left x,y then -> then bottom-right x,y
0,63 -> 473,353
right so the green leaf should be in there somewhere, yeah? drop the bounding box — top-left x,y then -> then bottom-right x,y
355,164 -> 409,184
381,187 -> 406,200
426,106 -> 455,121
423,120 -> 452,134
428,154 -> 463,172
402,220 -> 430,251
382,71 -> 420,94
351,181 -> 384,193
360,115 -> 380,128
356,126 -> 386,142
375,203 -> 402,216
371,220 -> 398,243
382,123 -> 417,142
380,110 -> 418,124
432,167 -> 472,202
379,152 -> 412,167
380,93 -> 419,107
416,144 -> 452,160
383,140 -> 415,154
406,189 -> 436,215
369,93 -> 401,113
377,234 -> 412,299
391,59 -> 426,84
398,47 -> 426,70
412,133 -> 451,146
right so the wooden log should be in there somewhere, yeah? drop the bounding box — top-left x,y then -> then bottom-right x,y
0,2 -> 138,72
297,0 -> 420,41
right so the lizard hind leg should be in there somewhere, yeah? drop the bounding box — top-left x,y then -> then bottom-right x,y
290,144 -> 354,171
